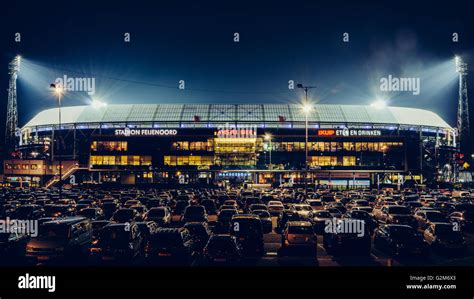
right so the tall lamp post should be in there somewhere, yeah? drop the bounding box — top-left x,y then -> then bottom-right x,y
297,84 -> 316,194
50,83 -> 64,200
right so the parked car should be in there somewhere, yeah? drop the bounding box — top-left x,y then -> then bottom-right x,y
26,217 -> 92,263
90,223 -> 143,262
144,207 -> 171,226
323,222 -> 371,256
423,222 -> 466,251
184,222 -> 212,253
251,210 -> 273,233
203,234 -> 242,265
448,211 -> 473,232
230,215 -> 265,257
0,230 -> 29,262
216,209 -> 238,233
312,210 -> 332,234
413,210 -> 448,229
373,205 -> 417,228
267,201 -> 284,216
306,199 -> 323,211
144,228 -> 194,264
110,208 -> 141,223
43,204 -> 75,218
280,221 -> 317,256
78,207 -> 104,220
374,224 -> 428,256
183,205 -> 208,223
344,210 -> 378,234
10,204 -> 45,220
292,204 -> 314,220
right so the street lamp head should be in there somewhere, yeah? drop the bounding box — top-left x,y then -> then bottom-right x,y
301,102 -> 313,115
50,83 -> 64,97
455,55 -> 467,74
264,133 -> 272,141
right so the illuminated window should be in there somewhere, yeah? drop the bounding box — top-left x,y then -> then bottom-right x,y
90,155 -> 151,166
164,156 -> 214,166
91,141 -> 128,152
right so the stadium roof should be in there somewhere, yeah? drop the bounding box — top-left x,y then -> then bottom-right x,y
23,103 -> 452,130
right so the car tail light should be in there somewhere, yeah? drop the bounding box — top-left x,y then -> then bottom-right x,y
144,243 -> 151,253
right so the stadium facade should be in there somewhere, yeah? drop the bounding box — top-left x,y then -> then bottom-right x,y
3,103 -> 457,188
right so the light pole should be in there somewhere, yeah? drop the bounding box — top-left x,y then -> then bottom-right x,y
297,84 -> 316,194
264,133 -> 272,170
51,83 -> 64,200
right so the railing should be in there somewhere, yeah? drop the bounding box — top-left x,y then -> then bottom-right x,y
44,164 -> 88,188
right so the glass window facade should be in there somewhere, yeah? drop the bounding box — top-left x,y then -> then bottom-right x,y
90,155 -> 151,166
308,156 -> 356,166
91,141 -> 128,152
171,141 -> 213,151
164,156 -> 214,166
267,141 -> 403,152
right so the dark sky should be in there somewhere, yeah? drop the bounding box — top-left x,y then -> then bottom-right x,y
1,0 -> 473,133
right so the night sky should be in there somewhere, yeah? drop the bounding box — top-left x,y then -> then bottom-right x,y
1,0 -> 473,136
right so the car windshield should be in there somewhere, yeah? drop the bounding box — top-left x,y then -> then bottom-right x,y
100,227 -> 130,245
288,225 -> 313,234
435,224 -> 458,235
185,225 -> 207,236
44,205 -> 67,213
426,212 -> 446,222
219,211 -> 235,217
295,206 -> 312,211
350,211 -> 368,218
253,211 -> 270,218
115,210 -> 133,218
315,211 -> 331,218
231,220 -> 262,235
148,209 -> 166,217
38,224 -> 69,240
388,206 -> 410,214
186,207 -> 204,215
388,226 -> 414,238
207,237 -> 236,252
150,233 -> 182,247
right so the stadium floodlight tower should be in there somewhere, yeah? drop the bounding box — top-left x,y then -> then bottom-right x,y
5,55 -> 21,152
455,56 -> 470,156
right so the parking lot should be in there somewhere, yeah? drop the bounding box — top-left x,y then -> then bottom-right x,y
1,186 -> 473,267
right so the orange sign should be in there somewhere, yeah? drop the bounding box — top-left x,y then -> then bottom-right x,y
317,129 -> 336,136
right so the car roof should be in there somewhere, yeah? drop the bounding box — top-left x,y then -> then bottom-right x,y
231,214 -> 259,220
287,221 -> 312,226
43,216 -> 87,225
383,224 -> 412,229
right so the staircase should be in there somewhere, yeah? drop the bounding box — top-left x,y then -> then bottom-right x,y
45,164 -> 88,188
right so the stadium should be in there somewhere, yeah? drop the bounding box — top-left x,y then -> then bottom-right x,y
3,103 -> 456,188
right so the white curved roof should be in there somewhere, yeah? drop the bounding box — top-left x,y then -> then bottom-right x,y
22,103 -> 452,130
